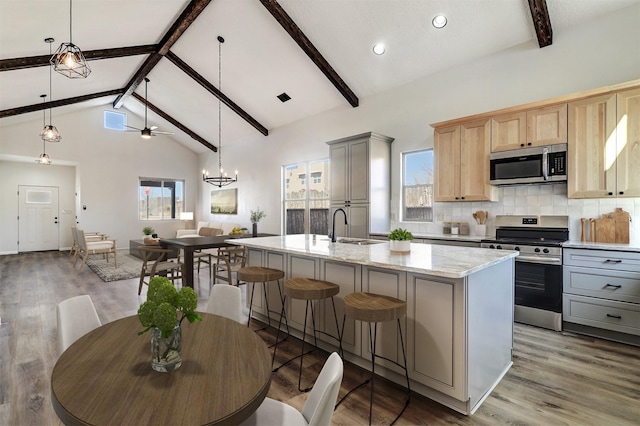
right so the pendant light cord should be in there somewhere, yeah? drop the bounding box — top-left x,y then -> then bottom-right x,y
48,41 -> 53,124
69,0 -> 73,44
218,36 -> 223,175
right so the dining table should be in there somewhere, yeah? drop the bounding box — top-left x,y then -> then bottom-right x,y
51,313 -> 272,425
159,233 -> 274,289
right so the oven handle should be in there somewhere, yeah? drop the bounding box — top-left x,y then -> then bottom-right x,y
516,255 -> 562,265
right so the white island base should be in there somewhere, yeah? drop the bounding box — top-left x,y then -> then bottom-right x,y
231,235 -> 516,415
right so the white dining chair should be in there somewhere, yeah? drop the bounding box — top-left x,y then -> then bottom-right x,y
240,352 -> 343,426
205,284 -> 243,324
56,295 -> 102,355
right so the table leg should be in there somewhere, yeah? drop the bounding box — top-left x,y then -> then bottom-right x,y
184,247 -> 194,288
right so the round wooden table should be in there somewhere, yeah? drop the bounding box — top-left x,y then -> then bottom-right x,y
51,313 -> 271,425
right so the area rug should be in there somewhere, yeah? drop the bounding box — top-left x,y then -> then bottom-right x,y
85,251 -> 143,282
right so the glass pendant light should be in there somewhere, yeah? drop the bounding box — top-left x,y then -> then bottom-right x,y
41,38 -> 62,142
37,95 -> 53,165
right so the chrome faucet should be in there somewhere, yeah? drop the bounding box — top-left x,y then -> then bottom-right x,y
330,208 -> 348,242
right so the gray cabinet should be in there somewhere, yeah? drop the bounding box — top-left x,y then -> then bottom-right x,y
327,132 -> 393,237
563,248 -> 640,344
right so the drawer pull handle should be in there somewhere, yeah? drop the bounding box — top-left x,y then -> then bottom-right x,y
606,314 -> 622,320
604,284 -> 622,289
604,259 -> 622,263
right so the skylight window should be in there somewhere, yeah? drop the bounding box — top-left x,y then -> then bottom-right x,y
104,110 -> 126,130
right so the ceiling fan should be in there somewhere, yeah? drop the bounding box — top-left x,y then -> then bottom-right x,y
126,78 -> 174,139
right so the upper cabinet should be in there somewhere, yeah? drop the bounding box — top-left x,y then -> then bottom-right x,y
568,88 -> 640,198
526,104 -> 568,146
434,120 -> 497,202
491,112 -> 527,152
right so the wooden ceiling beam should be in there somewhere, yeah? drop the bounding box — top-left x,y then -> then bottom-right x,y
259,0 -> 359,107
131,91 -> 216,152
0,89 -> 123,118
528,0 -> 553,48
0,45 -> 157,72
112,0 -> 211,109
165,51 -> 268,136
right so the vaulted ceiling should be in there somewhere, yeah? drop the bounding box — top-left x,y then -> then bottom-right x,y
1,0 -> 637,154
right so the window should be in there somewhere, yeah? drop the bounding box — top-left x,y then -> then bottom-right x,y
402,150 -> 433,222
104,110 -> 126,130
283,160 -> 330,235
139,178 -> 184,220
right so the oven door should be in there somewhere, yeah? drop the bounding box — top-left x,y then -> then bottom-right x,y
514,259 -> 563,313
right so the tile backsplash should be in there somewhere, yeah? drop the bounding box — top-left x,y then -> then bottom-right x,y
391,183 -> 639,244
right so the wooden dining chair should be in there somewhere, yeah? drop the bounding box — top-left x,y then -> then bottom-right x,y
56,295 -> 102,355
137,245 -> 184,295
213,246 -> 247,286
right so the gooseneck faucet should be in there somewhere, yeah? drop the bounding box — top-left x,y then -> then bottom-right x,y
330,208 -> 349,242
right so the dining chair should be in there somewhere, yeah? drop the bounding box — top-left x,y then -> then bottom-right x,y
56,295 -> 102,355
213,246 -> 247,285
137,245 -> 184,295
239,352 -> 343,426
74,229 -> 117,271
205,284 -> 243,323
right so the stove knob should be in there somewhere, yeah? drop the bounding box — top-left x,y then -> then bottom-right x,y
489,244 -> 495,249
543,248 -> 549,254
514,246 -> 520,251
496,245 -> 502,250
534,248 -> 541,253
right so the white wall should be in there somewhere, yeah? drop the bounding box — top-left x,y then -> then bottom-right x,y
203,3 -> 640,244
0,105 -> 199,254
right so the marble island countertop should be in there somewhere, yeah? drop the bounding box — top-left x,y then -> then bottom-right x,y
228,234 -> 517,279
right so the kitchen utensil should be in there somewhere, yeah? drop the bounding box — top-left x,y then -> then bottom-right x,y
595,218 -> 615,243
580,218 -> 586,242
589,218 -> 595,243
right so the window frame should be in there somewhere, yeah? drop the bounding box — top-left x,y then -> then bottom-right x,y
139,177 -> 185,221
283,159 -> 330,235
402,149 -> 434,223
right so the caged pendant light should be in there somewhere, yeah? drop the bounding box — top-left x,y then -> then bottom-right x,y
50,0 -> 91,79
203,36 -> 238,187
37,95 -> 53,165
41,38 -> 62,143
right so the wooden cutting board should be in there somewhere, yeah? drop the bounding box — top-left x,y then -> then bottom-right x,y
604,208 -> 630,244
595,218 -> 615,243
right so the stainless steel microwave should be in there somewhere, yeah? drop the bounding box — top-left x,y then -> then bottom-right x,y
489,144 -> 567,185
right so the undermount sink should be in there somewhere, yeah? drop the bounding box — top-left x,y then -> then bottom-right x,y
336,238 -> 384,246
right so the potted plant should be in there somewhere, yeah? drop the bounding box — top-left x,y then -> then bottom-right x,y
250,207 -> 266,237
138,277 -> 202,372
142,226 -> 155,237
388,228 -> 413,253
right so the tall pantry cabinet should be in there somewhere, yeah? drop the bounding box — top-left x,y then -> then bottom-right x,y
327,132 -> 393,239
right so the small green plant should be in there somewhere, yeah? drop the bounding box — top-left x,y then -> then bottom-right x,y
389,228 -> 414,241
138,277 -> 202,338
142,226 -> 155,236
250,207 -> 266,224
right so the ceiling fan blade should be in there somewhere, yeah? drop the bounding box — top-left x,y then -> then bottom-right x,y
125,125 -> 142,131
152,131 -> 175,135
150,126 -> 158,131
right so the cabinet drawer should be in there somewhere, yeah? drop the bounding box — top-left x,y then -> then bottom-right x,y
563,266 -> 640,303
563,248 -> 640,272
563,294 -> 640,336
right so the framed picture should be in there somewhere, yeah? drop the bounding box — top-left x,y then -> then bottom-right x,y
210,188 -> 237,214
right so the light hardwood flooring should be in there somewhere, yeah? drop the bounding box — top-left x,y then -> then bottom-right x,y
1,250 -> 639,425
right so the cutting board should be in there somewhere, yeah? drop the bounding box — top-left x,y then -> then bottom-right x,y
595,218 -> 615,243
604,208 -> 630,244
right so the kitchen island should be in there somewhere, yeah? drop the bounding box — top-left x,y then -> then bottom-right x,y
228,234 -> 517,415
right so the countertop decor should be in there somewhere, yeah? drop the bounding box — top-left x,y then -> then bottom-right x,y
388,228 -> 413,253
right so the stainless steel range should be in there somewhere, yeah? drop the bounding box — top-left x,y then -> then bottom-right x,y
481,215 -> 569,331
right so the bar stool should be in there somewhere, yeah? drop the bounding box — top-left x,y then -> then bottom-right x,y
338,292 -> 410,425
272,277 -> 343,392
237,266 -> 288,333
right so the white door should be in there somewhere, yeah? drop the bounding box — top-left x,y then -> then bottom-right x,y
18,185 -> 59,252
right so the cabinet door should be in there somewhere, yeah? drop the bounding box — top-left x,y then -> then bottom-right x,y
567,94 -> 617,198
616,87 -> 640,198
460,119 -> 493,201
526,104 -> 568,145
491,112 -> 527,152
348,139 -> 370,203
434,125 -> 461,202
329,143 -> 348,204
330,205 -> 369,239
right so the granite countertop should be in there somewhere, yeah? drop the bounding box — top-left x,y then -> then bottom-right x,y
227,234 -> 517,279
563,240 -> 640,253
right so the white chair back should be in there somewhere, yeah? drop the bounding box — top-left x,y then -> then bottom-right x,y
206,284 -> 243,323
56,295 -> 102,355
303,352 -> 344,426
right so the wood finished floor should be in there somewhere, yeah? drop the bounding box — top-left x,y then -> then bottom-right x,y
1,251 -> 639,425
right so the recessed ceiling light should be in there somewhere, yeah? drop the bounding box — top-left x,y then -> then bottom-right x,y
432,15 -> 447,29
372,43 -> 385,55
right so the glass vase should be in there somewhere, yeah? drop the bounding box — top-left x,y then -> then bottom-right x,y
151,323 -> 182,372
252,223 -> 258,237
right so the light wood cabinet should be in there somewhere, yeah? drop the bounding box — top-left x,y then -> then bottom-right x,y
526,103 -> 567,145
434,120 -> 497,202
491,112 -> 527,152
568,88 -> 640,198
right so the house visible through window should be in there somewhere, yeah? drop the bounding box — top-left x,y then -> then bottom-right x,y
402,150 -> 433,222
139,178 -> 184,220
284,160 -> 330,235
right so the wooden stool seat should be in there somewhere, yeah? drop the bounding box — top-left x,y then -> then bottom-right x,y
285,278 -> 340,300
238,266 -> 285,283
344,292 -> 407,323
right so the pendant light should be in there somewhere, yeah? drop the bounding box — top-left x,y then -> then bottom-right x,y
37,95 -> 53,165
41,38 -> 62,143
50,0 -> 91,79
203,36 -> 238,187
